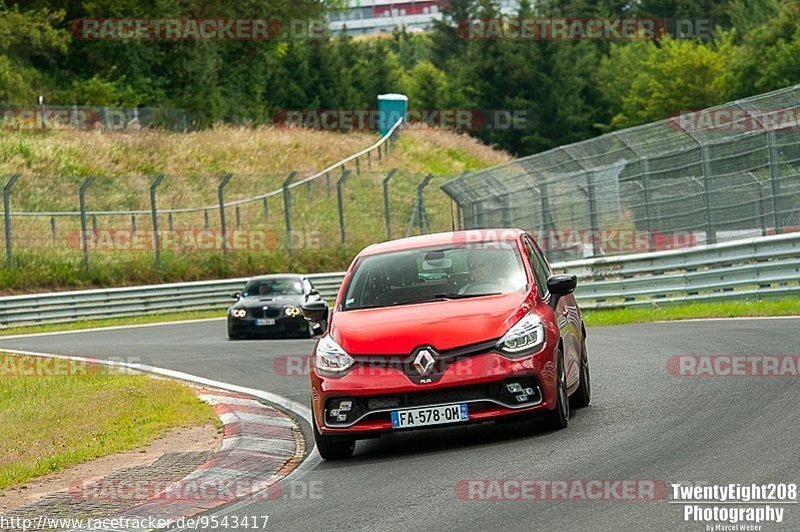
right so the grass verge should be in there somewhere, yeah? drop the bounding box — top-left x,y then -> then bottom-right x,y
0,353 -> 220,491
583,298 -> 800,327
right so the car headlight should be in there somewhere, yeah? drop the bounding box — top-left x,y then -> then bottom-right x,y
284,306 -> 302,317
231,308 -> 247,319
496,313 -> 546,356
314,335 -> 355,373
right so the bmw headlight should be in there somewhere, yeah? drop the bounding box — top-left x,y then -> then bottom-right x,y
231,308 -> 247,319
496,313 -> 546,355
284,306 -> 302,317
315,335 -> 355,373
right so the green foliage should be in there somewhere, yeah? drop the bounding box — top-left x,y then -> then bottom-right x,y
3,0 -> 800,157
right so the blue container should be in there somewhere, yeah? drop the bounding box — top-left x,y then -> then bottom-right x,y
377,93 -> 408,136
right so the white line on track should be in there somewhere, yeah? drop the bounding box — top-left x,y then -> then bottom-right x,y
0,317 -> 226,340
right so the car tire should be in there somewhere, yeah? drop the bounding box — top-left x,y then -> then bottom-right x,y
544,348 -> 569,430
570,338 -> 591,409
313,415 -> 355,460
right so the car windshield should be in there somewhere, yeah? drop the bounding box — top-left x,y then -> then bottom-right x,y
342,242 -> 527,311
242,278 -> 303,297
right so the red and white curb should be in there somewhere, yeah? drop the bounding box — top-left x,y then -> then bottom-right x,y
114,388 -> 306,522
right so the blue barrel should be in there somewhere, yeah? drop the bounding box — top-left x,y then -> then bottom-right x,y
377,93 -> 408,136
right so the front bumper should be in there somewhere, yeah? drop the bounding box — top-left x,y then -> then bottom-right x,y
228,315 -> 308,337
311,347 -> 558,436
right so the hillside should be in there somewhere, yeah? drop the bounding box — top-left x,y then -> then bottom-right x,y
0,127 -> 510,292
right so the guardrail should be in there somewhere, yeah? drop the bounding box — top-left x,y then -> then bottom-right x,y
0,233 -> 797,326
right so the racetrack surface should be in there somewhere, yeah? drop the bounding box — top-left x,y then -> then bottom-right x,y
3,318 -> 798,531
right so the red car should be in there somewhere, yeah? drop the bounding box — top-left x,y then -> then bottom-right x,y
302,229 -> 590,460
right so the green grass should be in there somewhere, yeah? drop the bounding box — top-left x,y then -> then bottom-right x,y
0,353 -> 220,490
583,297 -> 800,327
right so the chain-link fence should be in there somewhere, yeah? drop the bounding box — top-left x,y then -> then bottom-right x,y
442,84 -> 800,262
0,119 -> 438,271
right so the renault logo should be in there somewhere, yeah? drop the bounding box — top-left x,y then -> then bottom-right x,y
413,349 -> 436,376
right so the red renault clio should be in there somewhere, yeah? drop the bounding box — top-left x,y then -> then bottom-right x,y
302,229 -> 590,460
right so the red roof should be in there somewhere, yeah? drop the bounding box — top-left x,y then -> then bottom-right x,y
359,228 -> 525,256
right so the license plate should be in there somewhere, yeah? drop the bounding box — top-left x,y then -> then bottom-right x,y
255,318 -> 276,326
391,403 -> 468,429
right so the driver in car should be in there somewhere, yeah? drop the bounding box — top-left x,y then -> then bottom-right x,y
460,250 -> 507,295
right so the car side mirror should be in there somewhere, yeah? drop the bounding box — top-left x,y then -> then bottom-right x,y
302,300 -> 329,322
231,292 -> 241,300
547,274 -> 577,309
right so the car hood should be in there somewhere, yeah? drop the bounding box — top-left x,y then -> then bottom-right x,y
330,292 -> 530,355
234,295 -> 304,309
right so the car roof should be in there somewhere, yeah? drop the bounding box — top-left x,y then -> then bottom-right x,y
358,229 -> 526,257
248,274 -> 304,281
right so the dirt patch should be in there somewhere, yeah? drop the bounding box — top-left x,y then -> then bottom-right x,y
0,423 -> 220,514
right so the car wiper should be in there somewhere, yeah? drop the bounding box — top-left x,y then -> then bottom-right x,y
432,292 -> 501,300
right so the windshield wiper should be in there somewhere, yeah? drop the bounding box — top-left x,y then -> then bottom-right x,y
432,292 -> 501,300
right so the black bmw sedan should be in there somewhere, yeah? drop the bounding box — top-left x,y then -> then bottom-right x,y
227,274 -> 325,339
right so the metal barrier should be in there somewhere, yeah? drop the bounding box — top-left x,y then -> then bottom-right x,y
0,233 -> 797,326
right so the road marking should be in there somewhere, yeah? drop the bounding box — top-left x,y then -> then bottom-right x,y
0,317 -> 226,340
654,315 -> 800,324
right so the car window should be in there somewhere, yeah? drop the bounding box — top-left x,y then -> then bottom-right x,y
523,236 -> 550,298
242,278 -> 303,297
342,242 -> 527,311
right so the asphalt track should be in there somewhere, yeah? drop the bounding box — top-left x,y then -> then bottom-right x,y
3,317 -> 799,531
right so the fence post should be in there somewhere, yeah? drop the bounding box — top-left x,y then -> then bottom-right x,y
766,131 -> 783,234
699,144 -> 716,244
382,168 -> 398,240
282,171 -> 297,257
235,205 -> 241,228
149,174 -> 165,272
168,212 -> 174,232
585,172 -> 600,256
218,173 -> 233,256
50,216 -> 57,242
204,209 -> 209,229
355,157 -> 361,175
3,174 -> 20,268
325,172 -> 331,196
131,214 -> 137,233
79,177 -> 95,270
416,173 -> 434,234
263,197 -> 269,223
745,172 -> 767,236
337,170 -> 352,244
640,159 -> 654,252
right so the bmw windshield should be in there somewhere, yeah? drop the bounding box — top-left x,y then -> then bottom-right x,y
242,278 -> 303,298
342,242 -> 528,311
